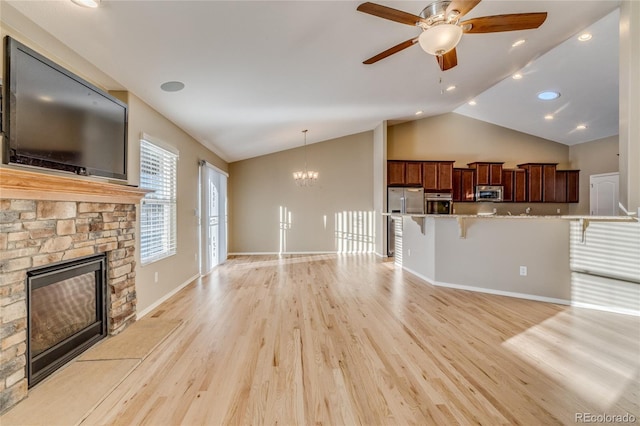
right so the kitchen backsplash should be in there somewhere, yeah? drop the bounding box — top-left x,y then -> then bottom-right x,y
452,202 -> 570,216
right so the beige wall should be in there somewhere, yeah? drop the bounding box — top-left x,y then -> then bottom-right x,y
568,135 -> 619,215
388,113 -> 571,169
123,92 -> 227,315
228,132 -> 373,254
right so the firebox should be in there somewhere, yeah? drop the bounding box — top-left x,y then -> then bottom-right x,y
27,254 -> 107,386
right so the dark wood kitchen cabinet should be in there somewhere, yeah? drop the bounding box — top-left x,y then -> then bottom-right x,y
405,162 -> 423,186
423,161 -> 454,191
452,168 -> 475,202
387,161 -> 423,186
555,170 -> 580,203
543,164 -> 557,202
555,171 -> 567,203
502,169 -> 527,202
467,162 -> 504,186
566,170 -> 580,203
387,161 -> 406,186
517,163 -> 558,202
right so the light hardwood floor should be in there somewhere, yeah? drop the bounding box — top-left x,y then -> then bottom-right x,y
83,254 -> 639,425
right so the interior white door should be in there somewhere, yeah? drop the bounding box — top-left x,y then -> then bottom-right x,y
590,173 -> 619,216
200,161 -> 228,275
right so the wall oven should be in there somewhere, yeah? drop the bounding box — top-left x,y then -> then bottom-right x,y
425,193 -> 452,214
475,185 -> 504,202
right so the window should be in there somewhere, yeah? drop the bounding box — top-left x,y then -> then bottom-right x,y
139,137 -> 178,265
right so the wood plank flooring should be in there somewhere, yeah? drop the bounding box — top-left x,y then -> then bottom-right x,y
81,254 -> 639,425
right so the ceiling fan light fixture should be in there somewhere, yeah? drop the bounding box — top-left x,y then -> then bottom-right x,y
418,24 -> 463,56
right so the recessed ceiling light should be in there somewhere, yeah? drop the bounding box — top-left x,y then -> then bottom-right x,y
576,124 -> 587,130
544,114 -> 554,120
446,85 -> 456,92
415,110 -> 423,115
578,33 -> 592,42
512,73 -> 523,80
537,91 -> 560,101
71,0 -> 100,8
512,39 -> 526,47
160,81 -> 185,92
468,100 -> 477,106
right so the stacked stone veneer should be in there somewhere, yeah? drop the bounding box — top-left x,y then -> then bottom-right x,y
0,199 -> 138,413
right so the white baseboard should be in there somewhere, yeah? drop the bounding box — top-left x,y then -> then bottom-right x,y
402,265 -> 571,306
228,251 -> 376,256
136,273 -> 200,320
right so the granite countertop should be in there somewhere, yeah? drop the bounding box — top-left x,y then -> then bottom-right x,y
441,214 -> 637,221
382,212 -> 637,221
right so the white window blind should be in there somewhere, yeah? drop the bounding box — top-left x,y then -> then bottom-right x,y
140,138 -> 178,265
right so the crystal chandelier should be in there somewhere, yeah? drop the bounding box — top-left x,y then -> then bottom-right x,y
292,129 -> 318,186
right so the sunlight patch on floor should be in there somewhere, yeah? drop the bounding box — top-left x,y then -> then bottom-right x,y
503,310 -> 640,411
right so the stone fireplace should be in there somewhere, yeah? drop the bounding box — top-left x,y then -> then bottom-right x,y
0,167 -> 148,413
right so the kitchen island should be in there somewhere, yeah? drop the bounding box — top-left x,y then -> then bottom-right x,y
387,214 -> 640,315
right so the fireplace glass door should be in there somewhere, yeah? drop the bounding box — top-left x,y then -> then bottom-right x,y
27,254 -> 107,386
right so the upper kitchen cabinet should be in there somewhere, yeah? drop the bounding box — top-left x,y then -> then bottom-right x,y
566,170 -> 580,203
452,168 -> 475,202
555,170 -> 580,203
387,161 -> 422,186
502,169 -> 527,202
405,162 -> 423,186
388,161 -> 406,186
517,163 -> 559,202
467,162 -> 504,186
423,161 -> 454,191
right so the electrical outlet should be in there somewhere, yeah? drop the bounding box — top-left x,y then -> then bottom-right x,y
408,249 -> 411,257
154,272 -> 158,283
519,266 -> 527,276
557,208 -> 561,214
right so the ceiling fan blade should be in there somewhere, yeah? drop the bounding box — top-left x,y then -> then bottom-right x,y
437,48 -> 458,71
461,13 -> 547,33
446,0 -> 482,19
363,38 -> 418,64
357,2 -> 425,26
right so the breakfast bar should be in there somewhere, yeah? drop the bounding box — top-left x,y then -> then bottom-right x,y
386,214 -> 640,314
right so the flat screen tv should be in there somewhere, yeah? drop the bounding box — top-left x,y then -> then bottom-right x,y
2,36 -> 128,181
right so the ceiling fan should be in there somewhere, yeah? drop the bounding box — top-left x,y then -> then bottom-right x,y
357,0 -> 547,71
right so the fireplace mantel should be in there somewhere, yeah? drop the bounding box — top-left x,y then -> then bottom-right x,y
0,167 -> 149,204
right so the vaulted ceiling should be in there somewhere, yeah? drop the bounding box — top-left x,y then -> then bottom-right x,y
2,1 -> 621,162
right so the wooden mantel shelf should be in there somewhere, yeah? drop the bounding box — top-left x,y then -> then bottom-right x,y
0,167 -> 150,204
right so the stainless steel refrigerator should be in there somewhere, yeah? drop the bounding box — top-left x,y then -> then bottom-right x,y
387,187 -> 424,256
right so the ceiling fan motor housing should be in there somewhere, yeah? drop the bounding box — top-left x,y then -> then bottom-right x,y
419,0 -> 460,28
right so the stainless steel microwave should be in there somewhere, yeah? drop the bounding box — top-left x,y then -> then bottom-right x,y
475,185 -> 503,202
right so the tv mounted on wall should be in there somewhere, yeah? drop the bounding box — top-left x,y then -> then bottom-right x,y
2,36 -> 128,181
